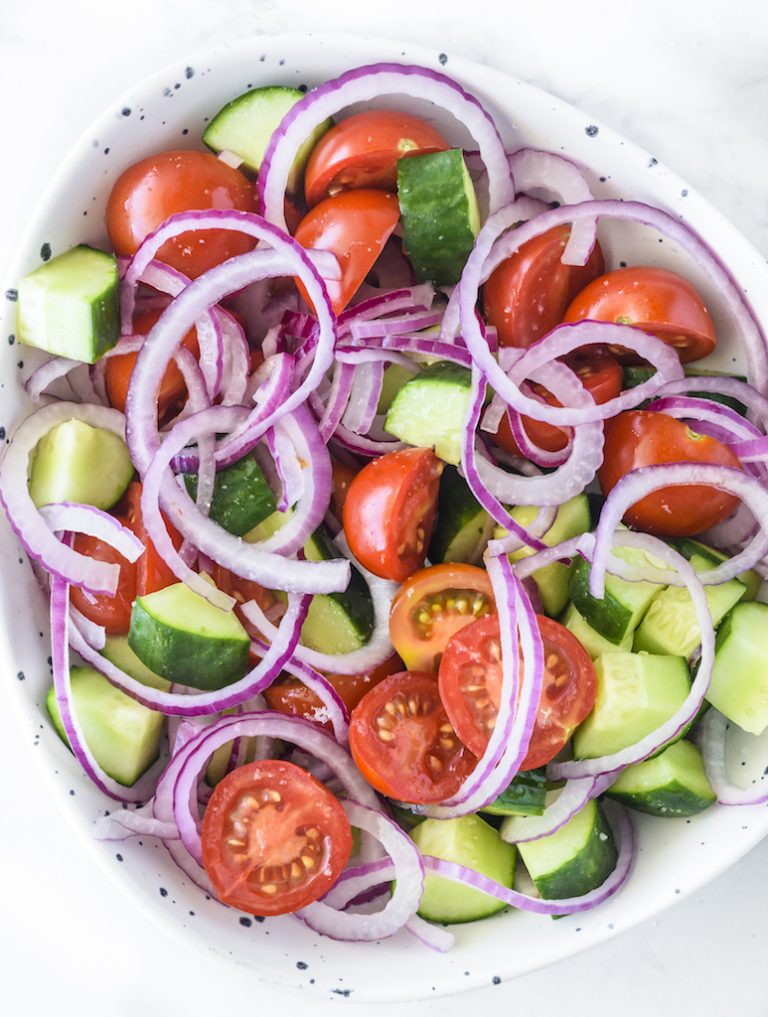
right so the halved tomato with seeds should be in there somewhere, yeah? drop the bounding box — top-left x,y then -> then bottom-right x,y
349,671 -> 477,804
438,614 -> 597,770
389,563 -> 495,673
201,759 -> 352,916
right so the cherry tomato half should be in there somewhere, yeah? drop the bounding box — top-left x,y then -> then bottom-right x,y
293,190 -> 400,313
343,447 -> 443,582
105,308 -> 200,421
438,614 -> 596,769
389,563 -> 495,673
482,226 -> 605,348
349,671 -> 477,804
201,759 -> 352,916
598,410 -> 742,537
564,266 -> 716,364
493,350 -> 623,456
263,653 -> 404,730
106,150 -> 257,279
304,110 -> 450,207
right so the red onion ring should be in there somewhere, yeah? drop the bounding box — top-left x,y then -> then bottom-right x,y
500,774 -> 615,844
698,709 -> 768,806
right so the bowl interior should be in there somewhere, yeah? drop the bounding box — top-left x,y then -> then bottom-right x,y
2,31 -> 768,1003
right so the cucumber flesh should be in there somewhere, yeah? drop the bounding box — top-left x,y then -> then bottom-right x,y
516,799 -> 617,902
46,666 -> 166,786
411,815 -> 516,924
184,454 -> 276,536
17,245 -> 120,363
28,418 -> 134,510
384,360 -> 472,465
102,635 -> 170,690
633,552 -> 745,658
673,537 -> 762,601
429,466 -> 493,565
705,601 -> 768,734
607,739 -> 715,817
397,149 -> 480,285
128,581 -> 250,690
573,651 -> 690,760
480,768 -> 549,817
499,495 -> 591,617
203,86 -> 331,191
377,362 -> 418,414
562,604 -> 634,659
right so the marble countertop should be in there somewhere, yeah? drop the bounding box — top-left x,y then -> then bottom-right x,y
2,1 -> 767,1014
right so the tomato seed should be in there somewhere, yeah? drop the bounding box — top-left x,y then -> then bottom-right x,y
378,729 -> 395,742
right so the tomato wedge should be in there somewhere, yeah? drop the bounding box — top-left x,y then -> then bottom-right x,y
598,409 -> 742,536
564,266 -> 716,363
304,110 -> 449,206
263,653 -> 404,730
349,671 -> 477,804
494,350 -> 623,456
293,189 -> 400,313
389,563 -> 495,673
343,447 -> 443,582
438,614 -> 597,770
201,760 -> 352,916
482,225 -> 605,348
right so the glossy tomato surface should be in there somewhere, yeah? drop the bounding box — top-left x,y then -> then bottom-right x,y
349,671 -> 476,804
389,563 -> 495,672
304,110 -> 449,206
438,614 -> 596,769
263,653 -> 404,729
482,225 -> 605,348
106,150 -> 257,278
201,760 -> 352,916
343,447 -> 442,582
494,350 -> 623,455
293,189 -> 400,312
598,409 -> 742,536
564,266 -> 716,363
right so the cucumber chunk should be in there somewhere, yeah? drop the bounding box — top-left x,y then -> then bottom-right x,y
203,86 -> 331,191
102,635 -> 169,689
574,652 -> 690,759
517,799 -> 617,902
607,740 -> 715,817
480,768 -> 549,817
17,245 -> 120,363
184,454 -> 276,536
384,360 -> 472,465
28,418 -> 134,510
377,362 -> 418,414
568,545 -> 664,644
497,495 -> 591,617
705,601 -> 768,734
128,581 -> 250,690
429,467 -> 493,565
562,604 -> 634,659
411,815 -> 516,924
633,551 -> 746,658
397,149 -> 480,285
46,665 -> 167,786
673,537 -> 762,601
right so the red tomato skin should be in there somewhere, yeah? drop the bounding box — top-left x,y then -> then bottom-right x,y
106,150 -> 257,278
70,535 -> 136,634
482,226 -> 605,348
293,189 -> 400,312
564,266 -> 716,363
343,447 -> 443,582
201,760 -> 352,916
598,410 -> 742,537
304,110 -> 449,207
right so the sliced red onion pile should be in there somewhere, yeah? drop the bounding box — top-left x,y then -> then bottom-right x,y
6,57 -> 768,954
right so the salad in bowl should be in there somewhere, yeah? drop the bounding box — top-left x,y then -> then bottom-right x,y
3,35 -> 768,997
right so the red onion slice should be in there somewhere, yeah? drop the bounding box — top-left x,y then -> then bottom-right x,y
698,709 -> 768,806
258,63 -> 514,233
348,310 -> 443,340
341,361 -> 385,436
656,375 -> 768,430
500,774 -> 614,844
39,503 -> 143,562
94,802 -> 179,842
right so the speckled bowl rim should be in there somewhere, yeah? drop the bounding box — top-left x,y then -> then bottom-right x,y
2,30 -> 768,1004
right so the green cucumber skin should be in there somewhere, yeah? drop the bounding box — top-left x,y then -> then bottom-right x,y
384,360 -> 472,465
531,802 -> 618,902
301,526 -> 374,651
128,599 -> 250,691
397,149 -> 479,285
429,466 -> 492,565
608,784 -> 714,818
184,455 -> 276,536
568,557 -> 633,644
480,769 -> 548,817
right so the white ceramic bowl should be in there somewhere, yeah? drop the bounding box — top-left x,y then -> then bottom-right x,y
3,31 -> 768,1004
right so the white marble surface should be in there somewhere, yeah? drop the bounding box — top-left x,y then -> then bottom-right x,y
2,1 -> 768,1014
